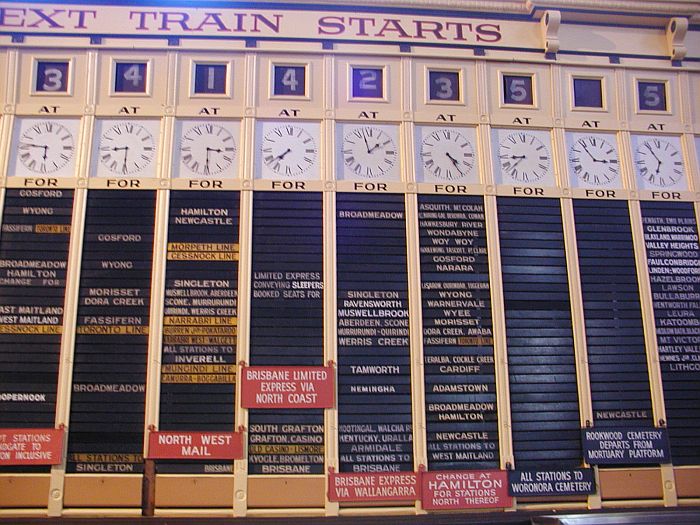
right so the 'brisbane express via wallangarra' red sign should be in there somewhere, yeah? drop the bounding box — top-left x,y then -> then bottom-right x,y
241,366 -> 335,409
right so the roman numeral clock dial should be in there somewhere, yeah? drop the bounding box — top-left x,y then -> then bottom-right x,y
258,122 -> 319,179
341,124 -> 398,179
496,130 -> 552,184
98,121 -> 156,176
633,136 -> 685,189
567,134 -> 620,187
420,127 -> 476,182
16,120 -> 75,175
180,122 -> 236,176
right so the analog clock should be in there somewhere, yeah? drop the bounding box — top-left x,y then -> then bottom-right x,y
17,120 -> 75,174
180,122 -> 236,176
98,121 -> 156,176
341,124 -> 398,179
634,136 -> 684,188
420,127 -> 475,181
567,134 -> 619,186
497,130 -> 551,184
259,122 -> 318,178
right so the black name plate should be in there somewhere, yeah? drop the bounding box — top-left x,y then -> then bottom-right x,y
508,468 -> 595,497
582,428 -> 671,464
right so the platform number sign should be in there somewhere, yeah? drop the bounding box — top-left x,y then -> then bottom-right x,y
351,67 -> 384,99
273,65 -> 306,96
194,64 -> 227,95
638,81 -> 667,111
573,78 -> 603,109
503,74 -> 534,105
114,62 -> 148,93
35,61 -> 70,93
428,71 -> 460,102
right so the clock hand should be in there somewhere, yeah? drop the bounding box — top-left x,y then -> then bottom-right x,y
274,148 -> 292,161
581,143 -> 603,162
444,152 -> 463,173
363,135 -> 372,153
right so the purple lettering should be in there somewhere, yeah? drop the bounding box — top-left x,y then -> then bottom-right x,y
251,13 -> 281,33
160,11 -> 191,31
445,22 -> 473,41
0,7 -> 25,27
194,13 -> 231,32
129,11 -> 158,31
317,15 -> 344,35
348,17 -> 376,36
476,23 -> 501,42
414,20 -> 446,40
376,19 -> 409,38
27,8 -> 64,28
68,10 -> 97,29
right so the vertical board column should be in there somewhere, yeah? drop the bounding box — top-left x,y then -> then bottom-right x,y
497,197 -> 582,468
247,191 -> 325,475
641,201 -> 700,464
336,193 -> 413,473
157,190 -> 240,474
573,199 -> 653,428
417,194 -> 499,470
0,189 -> 74,468
67,190 -> 156,475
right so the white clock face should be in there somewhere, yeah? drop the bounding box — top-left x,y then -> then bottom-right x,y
256,121 -> 319,179
94,120 -> 158,177
567,133 -> 620,187
418,126 -> 477,182
179,121 -> 237,177
339,124 -> 399,180
16,120 -> 74,174
10,118 -> 80,177
633,135 -> 685,189
495,129 -> 552,184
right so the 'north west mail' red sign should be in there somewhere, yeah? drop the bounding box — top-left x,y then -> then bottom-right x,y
147,431 -> 244,460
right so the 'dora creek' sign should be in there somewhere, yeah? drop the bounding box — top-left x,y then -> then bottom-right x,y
241,366 -> 334,408
0,428 -> 64,465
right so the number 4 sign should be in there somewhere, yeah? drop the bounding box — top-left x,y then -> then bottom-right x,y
273,65 -> 306,96
114,62 -> 148,93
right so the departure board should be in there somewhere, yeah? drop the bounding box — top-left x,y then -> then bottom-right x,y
248,192 -> 324,475
497,197 -> 581,468
336,193 -> 413,473
0,189 -> 73,471
642,201 -> 700,464
574,199 -> 652,428
158,190 -> 239,474
418,194 -> 498,470
67,190 -> 155,474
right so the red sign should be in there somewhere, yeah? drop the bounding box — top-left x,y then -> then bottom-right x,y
240,366 -> 334,409
421,470 -> 512,510
329,471 -> 420,502
0,428 -> 64,465
147,431 -> 244,460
